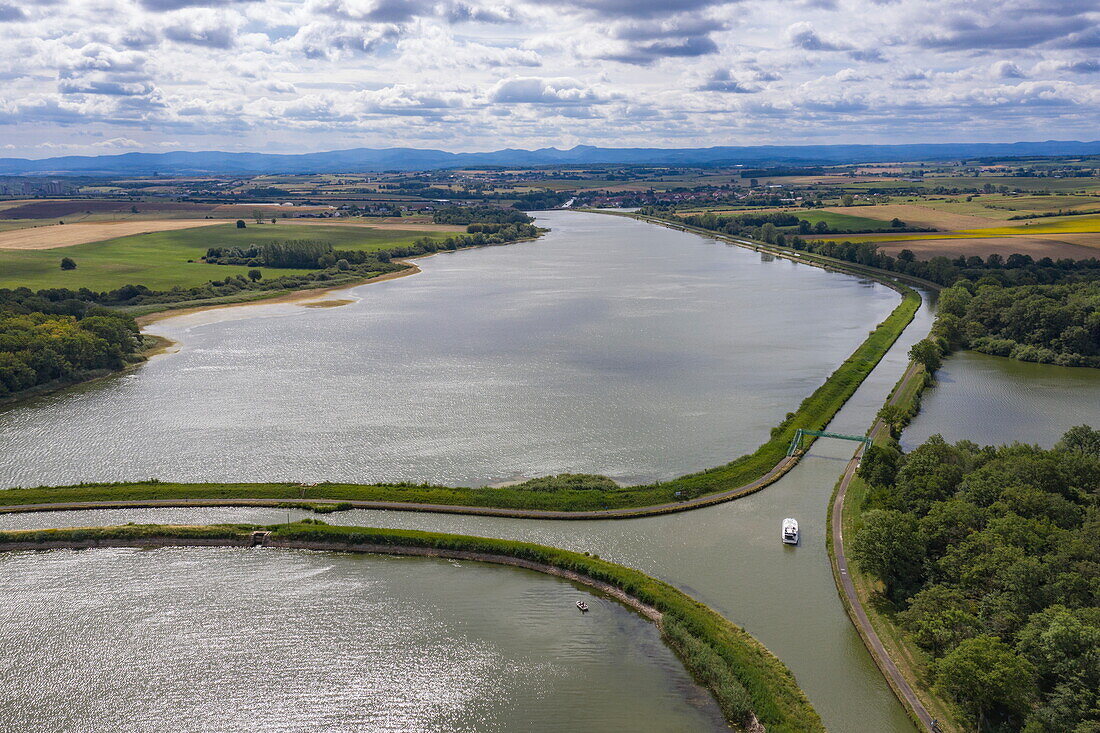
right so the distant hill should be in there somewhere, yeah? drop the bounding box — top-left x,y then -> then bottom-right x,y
3,140 -> 1100,175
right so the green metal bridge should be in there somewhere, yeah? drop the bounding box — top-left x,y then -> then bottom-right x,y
787,428 -> 873,457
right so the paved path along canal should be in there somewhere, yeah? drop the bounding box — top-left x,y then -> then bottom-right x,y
831,361 -> 936,731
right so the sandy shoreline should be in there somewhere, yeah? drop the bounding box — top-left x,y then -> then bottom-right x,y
132,233 -> 541,328
134,261 -> 422,327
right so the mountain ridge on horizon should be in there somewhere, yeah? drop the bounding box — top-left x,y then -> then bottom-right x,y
3,140 -> 1100,176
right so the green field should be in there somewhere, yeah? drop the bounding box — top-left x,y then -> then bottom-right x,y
789,210 -> 901,231
0,223 -> 441,291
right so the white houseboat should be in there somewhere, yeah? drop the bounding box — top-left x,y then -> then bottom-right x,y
782,518 -> 799,545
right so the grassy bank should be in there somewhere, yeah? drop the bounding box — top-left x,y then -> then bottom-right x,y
0,521 -> 824,733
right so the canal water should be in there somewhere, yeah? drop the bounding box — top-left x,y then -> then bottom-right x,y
0,547 -> 727,732
0,212 -> 945,732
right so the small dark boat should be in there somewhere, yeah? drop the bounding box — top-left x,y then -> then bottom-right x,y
576,600 -> 589,612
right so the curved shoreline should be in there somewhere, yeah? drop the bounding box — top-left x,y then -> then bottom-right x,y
134,261 -> 423,327
134,232 -> 544,328
0,522 -> 824,732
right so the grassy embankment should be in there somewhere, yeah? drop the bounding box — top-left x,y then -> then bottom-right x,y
1,236 -> 922,513
829,363 -> 964,732
0,521 -> 824,733
0,222 -> 440,291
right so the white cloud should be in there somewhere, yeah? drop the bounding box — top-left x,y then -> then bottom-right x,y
92,137 -> 143,148
0,0 -> 1098,156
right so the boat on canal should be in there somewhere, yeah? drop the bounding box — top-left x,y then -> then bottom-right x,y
782,518 -> 799,545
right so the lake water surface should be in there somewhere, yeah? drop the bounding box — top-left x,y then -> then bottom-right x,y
903,349 -> 1100,449
0,547 -> 726,732
0,211 -> 898,488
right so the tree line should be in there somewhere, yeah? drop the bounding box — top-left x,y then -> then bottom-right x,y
204,240 -> 335,268
642,208 -> 934,236
0,307 -> 141,399
852,429 -> 1099,732
432,205 -> 534,225
930,282 -> 1100,368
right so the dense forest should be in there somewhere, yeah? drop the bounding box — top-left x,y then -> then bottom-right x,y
853,429 -> 1099,732
432,205 -> 534,225
0,307 -> 142,399
931,282 -> 1100,368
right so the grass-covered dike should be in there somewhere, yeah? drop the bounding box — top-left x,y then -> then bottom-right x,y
0,521 -> 825,733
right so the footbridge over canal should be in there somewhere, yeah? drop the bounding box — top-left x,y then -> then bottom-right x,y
787,429 -> 873,457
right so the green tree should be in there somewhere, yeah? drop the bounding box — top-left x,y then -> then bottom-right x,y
1056,425 -> 1100,457
760,222 -> 777,243
336,258 -> 350,271
0,351 -> 37,394
1015,606 -> 1100,692
850,509 -> 926,601
876,404 -> 908,436
938,285 -> 973,318
858,443 -> 900,487
248,269 -> 262,282
236,220 -> 246,229
898,586 -> 982,657
934,636 -> 1036,730
60,257 -> 76,270
910,339 -> 943,372
841,194 -> 855,206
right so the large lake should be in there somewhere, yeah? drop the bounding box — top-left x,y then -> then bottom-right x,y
0,211 -> 898,489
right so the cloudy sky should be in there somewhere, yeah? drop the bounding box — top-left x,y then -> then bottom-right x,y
1,0 -> 1098,157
